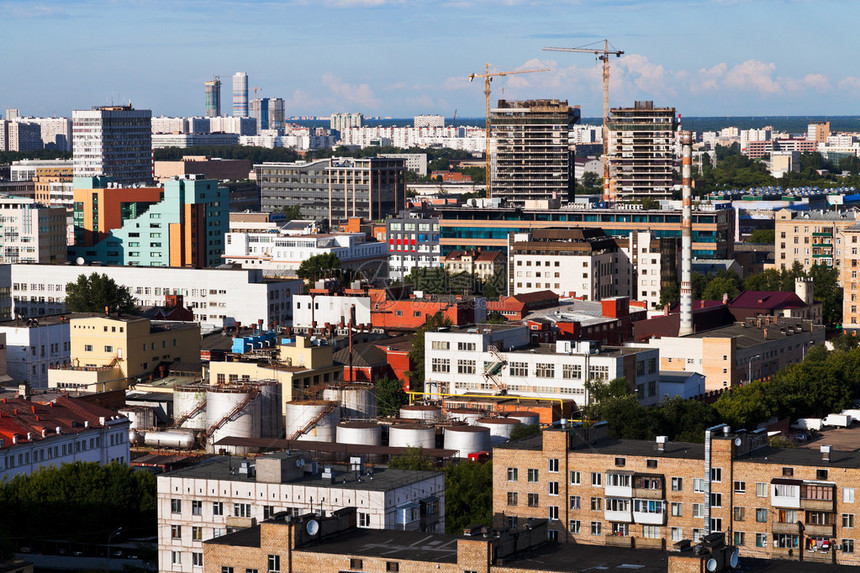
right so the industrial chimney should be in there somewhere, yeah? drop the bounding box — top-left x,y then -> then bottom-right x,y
679,131 -> 694,336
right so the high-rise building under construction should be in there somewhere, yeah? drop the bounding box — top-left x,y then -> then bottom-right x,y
490,99 -> 580,204
608,100 -> 678,201
204,79 -> 221,117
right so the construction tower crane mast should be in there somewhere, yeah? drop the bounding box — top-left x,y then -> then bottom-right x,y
469,64 -> 550,198
543,40 -> 623,203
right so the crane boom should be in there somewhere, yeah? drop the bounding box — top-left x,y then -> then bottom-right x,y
469,64 -> 550,198
544,40 -> 623,202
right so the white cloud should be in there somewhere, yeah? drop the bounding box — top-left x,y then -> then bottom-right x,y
722,59 -> 780,94
838,77 -> 860,90
321,73 -> 381,108
785,73 -> 831,92
692,63 -> 727,93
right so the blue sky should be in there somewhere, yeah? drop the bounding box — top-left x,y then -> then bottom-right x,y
1,0 -> 858,119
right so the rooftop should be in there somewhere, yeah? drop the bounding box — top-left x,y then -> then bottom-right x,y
299,527 -> 461,563
685,317 -> 818,347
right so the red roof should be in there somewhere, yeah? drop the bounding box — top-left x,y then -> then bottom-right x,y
729,291 -> 807,311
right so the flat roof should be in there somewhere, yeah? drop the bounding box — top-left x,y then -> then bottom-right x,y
162,455 -> 442,491
685,318 -> 819,347
300,527 -> 460,563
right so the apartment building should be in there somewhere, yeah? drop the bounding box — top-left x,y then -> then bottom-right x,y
508,228 -> 622,301
616,232 -> 679,310
72,105 -> 152,184
443,249 -> 503,282
608,101 -> 679,201
8,264 -> 301,333
840,224 -> 860,330
292,293 -> 372,331
0,196 -> 67,264
153,156 -> 251,183
0,395 -> 130,480
773,209 -> 856,274
423,324 -> 659,401
490,99 -> 580,204
386,210 -> 440,280
34,164 -> 74,206
494,423 -> 860,566
47,314 -> 200,392
0,314 -> 71,390
257,157 -> 406,222
157,452 -> 444,573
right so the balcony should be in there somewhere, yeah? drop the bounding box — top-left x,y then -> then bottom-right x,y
604,471 -> 633,498
632,500 -> 666,525
635,537 -> 665,550
771,480 -> 801,509
803,523 -> 835,537
604,507 -> 633,523
771,547 -> 800,560
804,549 -> 835,564
604,535 -> 634,548
225,516 -> 254,528
800,498 -> 836,512
632,474 -> 664,500
772,521 -> 801,534
632,487 -> 663,500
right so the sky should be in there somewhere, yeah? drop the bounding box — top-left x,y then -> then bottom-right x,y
1,0 -> 859,119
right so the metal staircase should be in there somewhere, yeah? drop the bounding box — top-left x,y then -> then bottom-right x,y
175,401 -> 206,428
288,403 -> 336,441
484,345 -> 508,395
202,389 -> 259,440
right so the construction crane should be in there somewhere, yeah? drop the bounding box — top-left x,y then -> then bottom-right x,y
543,40 -> 624,203
469,64 -> 550,198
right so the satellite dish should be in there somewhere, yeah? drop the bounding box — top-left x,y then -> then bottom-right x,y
706,558 -> 718,572
306,519 -> 319,535
730,548 -> 739,568
75,257 -> 85,265
734,437 -> 742,447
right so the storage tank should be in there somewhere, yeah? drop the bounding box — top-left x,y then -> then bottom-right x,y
476,417 -> 520,445
253,379 -> 283,438
337,422 -> 382,446
285,400 -> 340,442
506,410 -> 540,426
448,408 -> 483,425
129,429 -> 145,445
174,385 -> 208,430
205,385 -> 262,453
323,384 -> 377,420
144,429 -> 196,450
399,405 -> 443,422
444,426 -> 490,458
119,406 -> 156,430
389,423 -> 436,449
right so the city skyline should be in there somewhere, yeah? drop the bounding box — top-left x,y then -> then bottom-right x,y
1,0 -> 858,119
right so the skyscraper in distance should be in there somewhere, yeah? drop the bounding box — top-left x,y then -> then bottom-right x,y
233,72 -> 248,117
268,98 -> 285,131
204,78 -> 221,117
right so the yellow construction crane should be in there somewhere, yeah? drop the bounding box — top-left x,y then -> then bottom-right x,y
543,40 -> 623,203
469,64 -> 550,198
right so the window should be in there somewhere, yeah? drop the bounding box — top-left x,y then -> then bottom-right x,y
507,492 -> 518,506
692,503 -> 704,518
171,499 -> 181,513
843,514 -> 855,528
817,469 -> 829,480
614,457 -> 626,467
221,568 -> 233,573
528,468 -> 539,482
359,512 -> 371,527
607,473 -> 630,488
642,525 -> 660,539
104,345 -> 113,352
570,471 -> 581,485
549,482 -> 559,496
755,508 -> 767,522
710,468 -> 722,482
350,560 -> 363,570
535,363 -> 554,378
562,364 -> 582,379
507,467 -> 518,481
671,502 -> 682,517
646,459 -> 658,469
234,503 -> 251,517
213,502 -> 223,516
569,520 -> 581,534
693,478 -> 704,493
457,359 -> 475,374
671,477 -> 683,492
431,358 -> 449,373
710,493 -> 722,508
192,552 -> 203,567
734,531 -> 745,546
547,530 -> 558,541
430,340 -> 449,350
591,521 -> 602,535
192,500 -> 203,515
734,481 -> 746,494
548,506 -> 559,521
509,362 -> 528,376
172,551 -> 181,565
755,533 -> 768,548
548,459 -> 559,473
733,507 -> 745,521
591,497 -> 602,511
268,554 -> 280,573
671,527 -> 683,542
591,472 -> 602,486
842,539 -> 855,553
570,495 -> 581,509
528,493 -> 539,507
845,488 -> 856,503
84,344 -> 93,352
171,525 -> 182,539
782,467 -> 794,477
756,482 -> 768,497
693,529 -> 703,543
192,526 -> 202,541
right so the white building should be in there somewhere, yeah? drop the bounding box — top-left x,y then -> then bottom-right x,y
72,105 -> 152,184
292,293 -> 372,331
414,115 -> 445,128
0,120 -> 42,152
209,116 -> 256,136
330,112 -> 363,132
157,452 -> 445,573
223,231 -> 388,276
15,116 -> 73,150
7,264 -> 302,333
338,126 -> 485,153
9,158 -> 74,182
152,133 -> 239,149
0,395 -> 130,481
0,315 -> 71,389
386,210 -> 440,280
0,196 -> 67,264
423,324 -> 659,402
379,153 -> 428,176
616,231 -> 676,310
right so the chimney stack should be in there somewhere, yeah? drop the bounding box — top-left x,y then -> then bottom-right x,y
821,445 -> 832,463
679,131 -> 694,336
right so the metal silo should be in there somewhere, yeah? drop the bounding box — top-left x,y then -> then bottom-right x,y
337,421 -> 382,446
173,385 -> 208,430
443,426 -> 490,458
323,384 -> 377,420
476,417 -> 520,445
252,379 -> 283,439
388,423 -> 436,449
506,410 -> 540,426
448,408 -> 483,425
285,400 -> 340,442
399,405 -> 443,422
205,385 -> 262,454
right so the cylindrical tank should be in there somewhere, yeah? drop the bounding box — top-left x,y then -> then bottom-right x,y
337,422 -> 382,446
144,429 -> 195,449
253,380 -> 283,439
129,429 -> 145,445
119,406 -> 156,430
448,408 -> 483,425
323,384 -> 377,420
506,410 -> 540,426
389,423 -> 436,449
205,385 -> 262,453
476,417 -> 520,445
444,426 -> 490,458
174,385 -> 208,430
285,400 -> 340,442
399,405 -> 443,422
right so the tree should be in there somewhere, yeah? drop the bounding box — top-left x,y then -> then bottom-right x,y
486,312 -> 507,324
748,229 -> 775,244
807,263 -> 842,325
579,172 -> 602,194
276,205 -> 304,220
64,273 -> 138,314
377,377 -> 410,417
743,268 -> 783,292
482,267 -> 506,300
701,274 -> 741,301
639,197 -> 660,210
296,253 -> 343,282
509,422 -> 541,441
406,313 -> 453,392
388,446 -> 435,471
444,460 -> 493,533
659,282 -> 680,309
